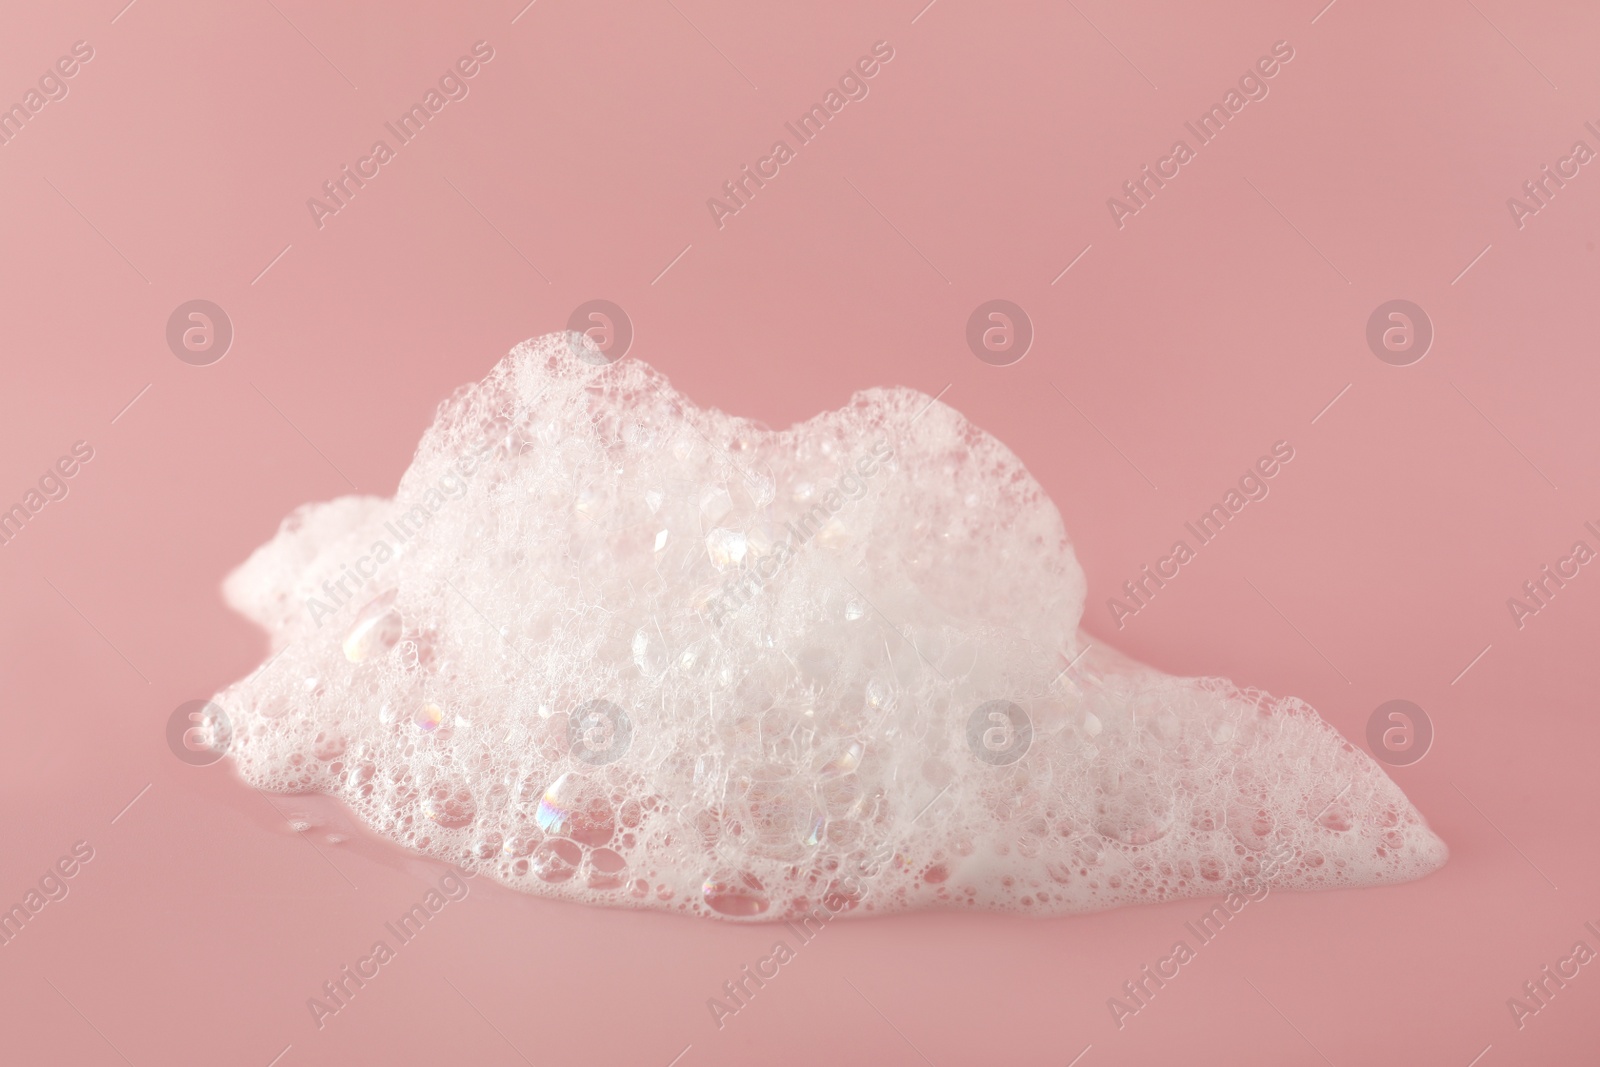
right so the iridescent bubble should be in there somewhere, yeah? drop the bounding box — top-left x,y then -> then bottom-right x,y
535,772 -> 615,846
413,703 -> 444,732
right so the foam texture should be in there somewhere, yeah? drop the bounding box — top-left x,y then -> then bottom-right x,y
211,334 -> 1447,920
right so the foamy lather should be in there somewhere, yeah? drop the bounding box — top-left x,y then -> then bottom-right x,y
214,333 -> 1447,920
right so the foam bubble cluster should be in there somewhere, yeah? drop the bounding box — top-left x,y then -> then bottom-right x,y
212,333 -> 1447,920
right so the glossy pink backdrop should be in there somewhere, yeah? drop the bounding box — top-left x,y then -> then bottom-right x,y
2,1 -> 1597,1064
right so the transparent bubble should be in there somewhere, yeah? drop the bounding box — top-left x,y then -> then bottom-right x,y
586,848 -> 628,890
343,589 -> 402,663
1093,768 -> 1175,845
703,870 -> 769,917
421,782 -> 478,829
531,838 -> 582,883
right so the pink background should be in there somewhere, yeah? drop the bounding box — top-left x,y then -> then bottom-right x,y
2,0 -> 1598,1064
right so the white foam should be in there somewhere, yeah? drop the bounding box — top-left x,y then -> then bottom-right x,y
212,334 -> 1447,920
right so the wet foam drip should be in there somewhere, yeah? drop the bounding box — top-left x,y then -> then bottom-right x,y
212,333 -> 1447,920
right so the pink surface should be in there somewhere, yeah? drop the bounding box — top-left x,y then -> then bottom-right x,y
2,1 -> 1597,1064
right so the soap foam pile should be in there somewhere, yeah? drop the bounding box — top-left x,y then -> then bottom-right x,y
213,333 -> 1447,920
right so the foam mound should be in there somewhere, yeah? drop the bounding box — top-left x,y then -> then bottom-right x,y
211,333 -> 1447,920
